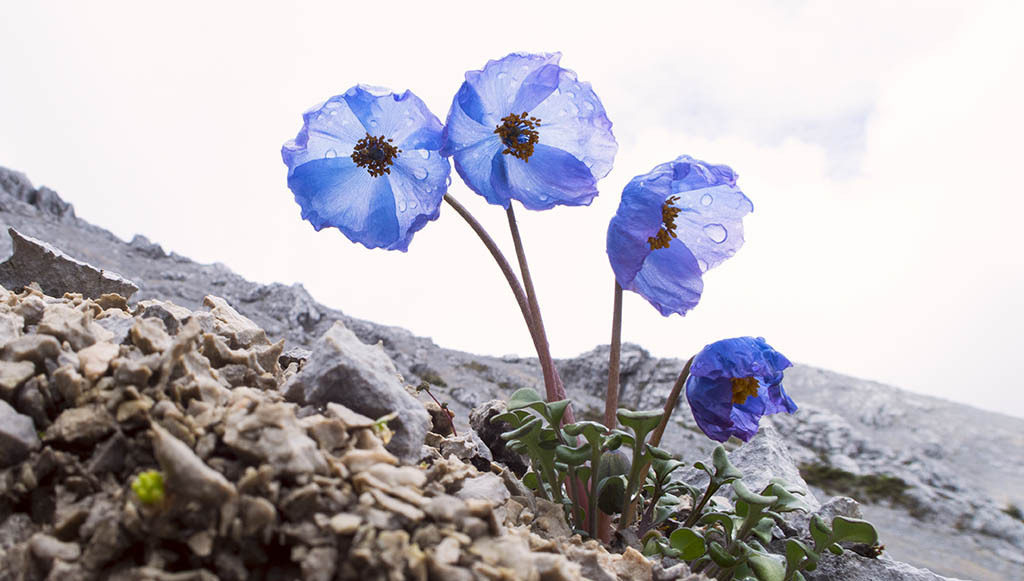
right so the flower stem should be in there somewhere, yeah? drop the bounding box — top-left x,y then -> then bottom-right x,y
604,282 -> 623,430
443,194 -> 543,357
505,205 -> 573,423
649,356 -> 693,448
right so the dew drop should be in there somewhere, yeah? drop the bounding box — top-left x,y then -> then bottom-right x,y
497,72 -> 507,80
701,194 -> 713,206
418,150 -> 430,159
369,119 -> 378,127
584,101 -> 595,111
413,167 -> 428,180
397,201 -> 408,212
408,200 -> 418,209
324,148 -> 337,159
564,91 -> 575,99
405,117 -> 414,126
698,259 -> 709,271
703,224 -> 728,244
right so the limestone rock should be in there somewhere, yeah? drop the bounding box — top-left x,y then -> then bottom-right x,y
0,228 -> 137,299
282,322 -> 429,464
0,399 -> 39,467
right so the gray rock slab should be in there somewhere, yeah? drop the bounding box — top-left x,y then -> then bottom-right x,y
0,228 -> 137,299
0,398 -> 39,467
283,321 -> 429,464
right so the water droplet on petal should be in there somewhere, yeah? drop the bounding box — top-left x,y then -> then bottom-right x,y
703,224 -> 728,244
565,91 -> 575,99
418,150 -> 430,159
397,201 -> 408,212
497,72 -> 507,80
369,119 -> 378,127
701,194 -> 713,206
406,117 -> 414,126
584,101 -> 595,111
324,148 -> 337,159
413,167 -> 428,180
698,259 -> 709,271
408,200 -> 418,209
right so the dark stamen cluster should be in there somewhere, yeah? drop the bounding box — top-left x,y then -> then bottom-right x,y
648,195 -> 681,250
351,133 -> 401,177
494,112 -> 541,161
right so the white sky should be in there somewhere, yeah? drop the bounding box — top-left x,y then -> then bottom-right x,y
2,1 -> 1022,418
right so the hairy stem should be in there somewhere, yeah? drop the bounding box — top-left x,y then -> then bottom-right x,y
604,282 -> 623,430
505,204 -> 573,422
444,194 -> 544,360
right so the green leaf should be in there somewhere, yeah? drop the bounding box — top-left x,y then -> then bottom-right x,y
763,482 -> 810,513
669,528 -> 707,561
604,433 -> 624,451
545,400 -> 571,426
784,539 -> 808,572
733,481 -> 778,507
616,409 -> 663,437
491,410 -> 530,427
793,572 -> 807,581
712,445 -> 743,482
563,421 -> 607,442
831,516 -> 879,545
693,461 -> 714,478
554,442 -> 592,466
646,445 -> 673,460
708,541 -> 741,567
809,515 -> 832,549
699,512 -> 736,541
507,388 -> 544,410
500,417 -> 542,441
747,553 -> 786,581
750,516 -> 776,544
827,543 -> 843,555
522,471 -> 539,491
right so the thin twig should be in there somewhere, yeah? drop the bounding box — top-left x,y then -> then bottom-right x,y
649,357 -> 694,448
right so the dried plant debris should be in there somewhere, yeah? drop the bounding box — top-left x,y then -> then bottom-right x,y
0,286 -> 697,581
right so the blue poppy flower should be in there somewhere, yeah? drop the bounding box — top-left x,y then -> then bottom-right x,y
282,85 -> 451,251
440,52 -> 617,210
606,155 -> 753,316
685,337 -> 797,442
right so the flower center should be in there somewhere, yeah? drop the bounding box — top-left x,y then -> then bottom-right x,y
648,195 -> 681,250
494,112 -> 541,161
351,133 -> 401,177
730,377 -> 761,405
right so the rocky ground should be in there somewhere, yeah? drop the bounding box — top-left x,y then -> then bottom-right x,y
1,166 -> 1021,580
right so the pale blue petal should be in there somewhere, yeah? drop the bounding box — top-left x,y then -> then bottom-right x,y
494,144 -> 598,210
287,157 -> 400,250
281,96 -> 366,176
628,239 -> 704,316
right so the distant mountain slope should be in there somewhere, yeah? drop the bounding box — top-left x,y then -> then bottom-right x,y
2,166 -> 1022,581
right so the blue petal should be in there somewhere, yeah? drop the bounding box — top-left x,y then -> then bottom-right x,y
761,383 -> 798,415
527,74 -> 616,181
450,138 -> 506,207
511,63 -> 561,114
461,52 -> 562,126
287,157 -> 400,250
342,86 -> 441,147
690,337 -> 793,382
730,395 -> 766,442
629,240 -> 704,316
606,172 -> 672,286
493,144 -> 598,210
685,376 -> 736,443
443,53 -> 616,211
281,96 -> 367,176
666,156 -> 753,272
386,149 -> 451,251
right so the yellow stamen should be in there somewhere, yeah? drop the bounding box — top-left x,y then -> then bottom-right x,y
494,112 -> 541,161
731,377 -> 760,405
648,195 -> 681,250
